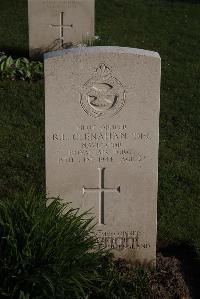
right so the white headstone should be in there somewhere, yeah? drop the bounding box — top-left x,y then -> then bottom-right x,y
44,47 -> 161,265
28,0 -> 95,57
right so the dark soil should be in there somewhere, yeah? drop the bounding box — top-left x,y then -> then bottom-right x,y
161,244 -> 200,299
149,253 -> 191,298
114,253 -> 193,299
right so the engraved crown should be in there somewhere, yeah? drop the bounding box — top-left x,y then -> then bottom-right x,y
96,63 -> 111,77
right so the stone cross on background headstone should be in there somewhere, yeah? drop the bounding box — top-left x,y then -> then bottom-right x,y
83,168 -> 120,225
50,12 -> 73,48
44,46 -> 161,265
28,0 -> 95,57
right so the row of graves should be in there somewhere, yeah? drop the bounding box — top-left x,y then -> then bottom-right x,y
28,0 -> 161,266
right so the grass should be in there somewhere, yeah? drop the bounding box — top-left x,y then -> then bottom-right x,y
0,0 -> 28,56
0,0 -> 200,271
0,81 -> 44,197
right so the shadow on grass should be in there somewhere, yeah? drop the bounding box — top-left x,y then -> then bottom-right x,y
166,0 -> 200,3
0,0 -> 28,57
161,243 -> 200,299
1,47 -> 29,59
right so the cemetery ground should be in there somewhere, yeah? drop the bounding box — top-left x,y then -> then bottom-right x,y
0,0 -> 200,298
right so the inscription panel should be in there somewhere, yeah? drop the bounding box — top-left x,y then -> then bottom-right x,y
96,231 -> 151,250
45,47 -> 161,265
51,124 -> 149,165
44,0 -> 81,9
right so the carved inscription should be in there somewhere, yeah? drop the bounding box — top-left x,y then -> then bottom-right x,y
44,0 -> 81,9
96,230 -> 151,251
51,123 -> 151,165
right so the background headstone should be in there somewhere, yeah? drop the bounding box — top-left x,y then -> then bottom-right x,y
28,0 -> 95,57
44,47 -> 161,265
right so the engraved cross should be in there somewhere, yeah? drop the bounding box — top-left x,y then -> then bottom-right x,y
83,168 -> 120,225
50,12 -> 73,47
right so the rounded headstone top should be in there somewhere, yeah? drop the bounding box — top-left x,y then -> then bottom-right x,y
44,46 -> 160,60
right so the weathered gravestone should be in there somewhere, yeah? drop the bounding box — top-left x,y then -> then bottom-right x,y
28,0 -> 95,57
44,47 -> 161,265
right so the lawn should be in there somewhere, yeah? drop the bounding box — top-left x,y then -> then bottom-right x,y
0,0 -> 200,275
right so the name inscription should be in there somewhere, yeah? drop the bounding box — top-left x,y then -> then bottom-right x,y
43,0 -> 81,9
49,123 -> 152,165
96,230 -> 151,250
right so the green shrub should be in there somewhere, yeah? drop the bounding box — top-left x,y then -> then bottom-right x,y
0,191 -> 102,299
0,53 -> 43,81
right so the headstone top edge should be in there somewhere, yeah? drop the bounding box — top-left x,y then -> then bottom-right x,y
29,0 -> 93,2
43,46 -> 160,60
